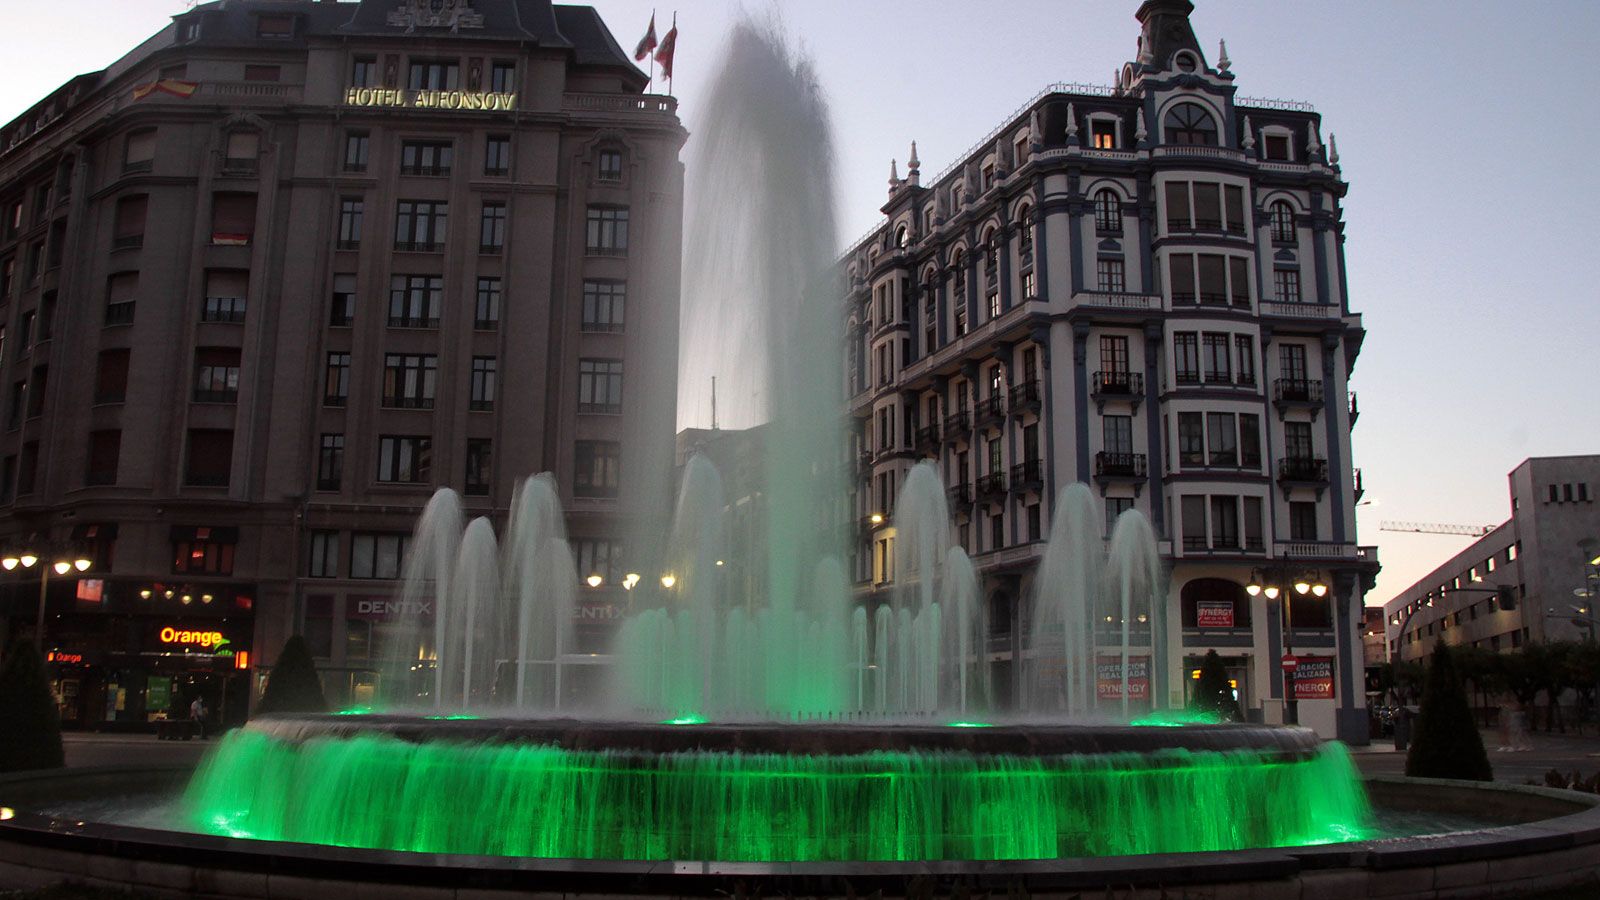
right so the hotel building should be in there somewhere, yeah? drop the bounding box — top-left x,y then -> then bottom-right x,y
843,0 -> 1377,741
0,0 -> 684,726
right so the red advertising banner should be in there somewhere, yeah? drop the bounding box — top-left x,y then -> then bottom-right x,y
1291,656 -> 1335,700
1195,600 -> 1234,629
1096,655 -> 1150,700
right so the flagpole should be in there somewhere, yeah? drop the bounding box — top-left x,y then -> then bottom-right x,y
649,8 -> 656,92
669,12 -> 677,98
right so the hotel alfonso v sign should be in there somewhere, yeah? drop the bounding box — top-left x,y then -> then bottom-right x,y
344,88 -> 516,112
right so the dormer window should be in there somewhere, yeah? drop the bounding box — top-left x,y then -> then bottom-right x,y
895,224 -> 908,249
1163,103 -> 1218,146
179,19 -> 200,42
1263,133 -> 1292,162
257,14 -> 293,39
1091,120 -> 1117,150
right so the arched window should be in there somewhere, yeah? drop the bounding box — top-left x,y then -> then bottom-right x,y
895,224 -> 909,249
1094,190 -> 1122,234
982,228 -> 999,273
952,249 -> 966,292
1016,205 -> 1034,252
1270,201 -> 1296,243
1180,578 -> 1252,629
1164,103 -> 1218,146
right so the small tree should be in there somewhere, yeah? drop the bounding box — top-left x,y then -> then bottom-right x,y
1406,640 -> 1492,781
1190,650 -> 1237,721
255,634 -> 328,716
0,639 -> 65,772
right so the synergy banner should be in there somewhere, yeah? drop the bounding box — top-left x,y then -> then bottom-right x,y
1292,656 -> 1336,700
1095,655 -> 1150,700
1195,600 -> 1235,629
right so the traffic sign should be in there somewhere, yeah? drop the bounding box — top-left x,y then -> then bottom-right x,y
1281,654 -> 1299,672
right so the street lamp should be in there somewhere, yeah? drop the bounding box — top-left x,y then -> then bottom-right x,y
1246,567 -> 1330,726
1,542 -> 94,650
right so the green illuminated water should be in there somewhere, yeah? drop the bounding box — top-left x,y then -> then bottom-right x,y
1131,709 -> 1225,727
184,731 -> 1370,861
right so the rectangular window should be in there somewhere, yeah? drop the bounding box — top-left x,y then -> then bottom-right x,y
351,57 -> 377,88
256,14 -> 293,37
124,131 -> 156,173
484,136 -> 510,176
1021,270 -> 1037,300
2,454 -> 17,502
336,198 -> 363,249
578,359 -> 623,414
381,353 -> 437,409
1284,421 -> 1314,460
573,539 -> 623,584
1196,254 -> 1227,305
585,206 -> 629,255
1168,253 -> 1196,304
475,277 -> 500,330
581,281 -> 625,332
1290,501 -> 1318,541
376,435 -> 431,484
408,60 -> 460,91
324,352 -> 351,406
1192,183 -> 1222,231
85,429 -> 120,486
16,442 -> 37,495
1210,496 -> 1239,548
1229,257 -> 1251,306
1164,181 -> 1191,231
1240,414 -> 1261,467
317,434 -> 344,491
343,133 -> 369,173
350,533 -> 407,580
1280,343 -> 1308,382
1103,415 -> 1133,455
465,439 -> 492,496
388,275 -> 442,327
330,274 -> 356,326
400,141 -> 453,176
1105,497 -> 1134,536
1234,335 -> 1255,385
469,357 -> 497,411
1201,333 -> 1231,383
113,195 -> 147,249
1100,334 -> 1129,376
243,65 -> 280,83
1224,185 -> 1245,235
211,192 -> 256,245
597,150 -> 623,182
393,200 -> 447,251
1206,412 -> 1237,466
173,537 -> 236,576
1173,332 -> 1199,383
490,61 -> 516,93
95,349 -> 130,404
954,302 -> 967,337
1091,120 -> 1117,150
7,382 -> 24,431
223,132 -> 259,171
574,441 -> 621,498
308,531 -> 339,578
479,202 -> 506,253
193,347 -> 241,402
1263,134 -> 1291,162
1096,258 -> 1125,293
1181,495 -> 1206,551
1274,269 -> 1302,303
1177,412 -> 1204,466
1244,496 -> 1264,550
184,429 -> 233,487
202,270 -> 248,323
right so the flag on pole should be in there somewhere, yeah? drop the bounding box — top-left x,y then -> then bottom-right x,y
655,15 -> 678,81
633,12 -> 658,62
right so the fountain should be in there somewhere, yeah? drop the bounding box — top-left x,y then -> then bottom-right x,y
10,14 -> 1595,900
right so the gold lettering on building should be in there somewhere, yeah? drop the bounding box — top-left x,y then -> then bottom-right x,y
344,87 -> 517,112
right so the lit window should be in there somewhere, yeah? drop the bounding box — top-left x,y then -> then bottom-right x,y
1091,120 -> 1117,150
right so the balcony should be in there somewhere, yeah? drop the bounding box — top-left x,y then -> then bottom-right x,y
393,241 -> 444,253
192,388 -> 237,404
913,424 -> 940,454
947,482 -> 973,509
1353,467 -> 1364,502
1094,451 -> 1147,482
977,471 -> 1008,503
943,411 -> 969,443
1278,456 -> 1330,490
1091,370 -> 1143,412
1009,380 -> 1041,414
1348,391 -> 1360,425
975,394 -> 1006,429
400,164 -> 451,177
1071,291 -> 1162,312
111,234 -> 143,251
1010,458 -> 1043,492
1272,377 -> 1324,419
383,396 -> 435,411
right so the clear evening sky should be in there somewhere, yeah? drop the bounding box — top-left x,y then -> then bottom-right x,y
5,1 -> 1597,610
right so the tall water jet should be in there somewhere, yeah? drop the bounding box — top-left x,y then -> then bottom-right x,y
502,474 -> 578,710
378,488 -> 462,710
1024,484 -> 1103,716
1106,509 -> 1167,716
439,518 -> 499,708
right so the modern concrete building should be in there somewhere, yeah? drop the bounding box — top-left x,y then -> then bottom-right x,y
1384,456 -> 1600,663
0,0 -> 685,726
842,0 -> 1377,741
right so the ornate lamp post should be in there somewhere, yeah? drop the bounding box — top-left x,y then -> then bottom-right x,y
2,543 -> 94,650
1246,567 -> 1329,726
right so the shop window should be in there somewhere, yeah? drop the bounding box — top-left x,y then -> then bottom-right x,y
304,595 -> 334,658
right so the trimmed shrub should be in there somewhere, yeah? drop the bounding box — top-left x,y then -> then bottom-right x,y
1406,639 -> 1492,781
0,639 -> 65,772
255,634 -> 328,715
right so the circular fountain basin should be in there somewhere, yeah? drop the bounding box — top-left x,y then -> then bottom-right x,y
5,763 -> 1600,899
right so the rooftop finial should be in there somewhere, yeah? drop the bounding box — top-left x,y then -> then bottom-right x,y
1328,133 -> 1340,166
1028,109 -> 1042,146
1135,108 -> 1148,143
908,141 -> 920,171
1218,39 -> 1231,71
1065,103 -> 1080,143
1241,115 -> 1255,152
889,158 -> 899,190
1307,123 -> 1324,161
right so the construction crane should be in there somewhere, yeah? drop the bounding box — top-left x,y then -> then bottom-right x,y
1379,520 -> 1495,537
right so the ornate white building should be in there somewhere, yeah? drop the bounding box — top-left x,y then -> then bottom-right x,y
842,0 -> 1377,742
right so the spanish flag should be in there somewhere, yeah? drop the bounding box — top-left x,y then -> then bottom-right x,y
132,79 -> 199,101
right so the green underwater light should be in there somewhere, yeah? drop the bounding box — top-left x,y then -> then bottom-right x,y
661,714 -> 709,725
1131,709 -> 1224,727
185,730 -> 1372,862
945,721 -> 995,728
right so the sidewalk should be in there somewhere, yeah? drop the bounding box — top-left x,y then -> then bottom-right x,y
1351,727 -> 1600,784
61,732 -> 212,769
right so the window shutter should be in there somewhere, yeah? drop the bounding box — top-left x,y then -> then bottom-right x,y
107,272 -> 139,303
114,196 -> 148,238
186,429 -> 234,484
226,131 -> 259,159
211,193 -> 257,241
125,131 -> 156,165
206,270 -> 249,298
